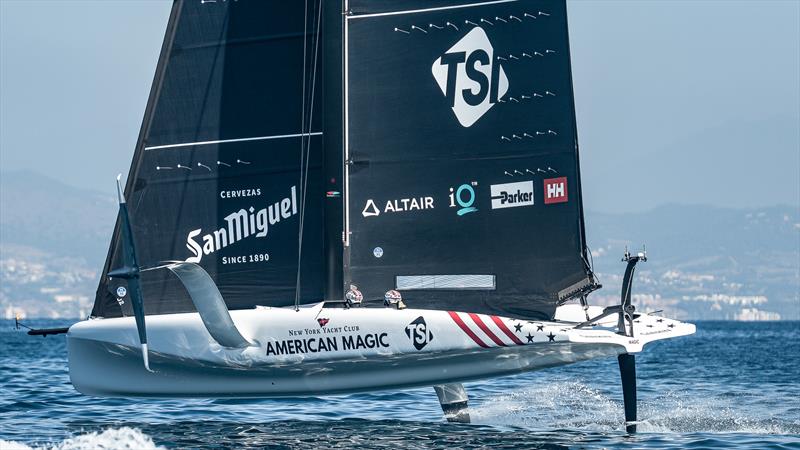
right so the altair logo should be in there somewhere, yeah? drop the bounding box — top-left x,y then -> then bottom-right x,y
431,27 -> 509,127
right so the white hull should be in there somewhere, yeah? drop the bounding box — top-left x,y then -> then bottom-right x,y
67,304 -> 694,397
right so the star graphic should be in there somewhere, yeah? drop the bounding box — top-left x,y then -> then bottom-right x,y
547,332 -> 556,342
514,323 -> 523,333
526,333 -> 534,343
668,323 -> 675,328
657,318 -> 664,323
537,324 -> 544,332
646,324 -> 653,328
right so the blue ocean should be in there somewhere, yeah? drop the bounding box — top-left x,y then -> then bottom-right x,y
1,320 -> 798,449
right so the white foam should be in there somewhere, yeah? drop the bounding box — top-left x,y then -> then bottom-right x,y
0,427 -> 163,450
468,380 -> 799,434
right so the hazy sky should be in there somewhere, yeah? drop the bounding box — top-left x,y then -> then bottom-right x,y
1,0 -> 798,213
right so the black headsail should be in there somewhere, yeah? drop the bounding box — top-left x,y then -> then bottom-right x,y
92,0 -> 326,318
343,0 -> 597,319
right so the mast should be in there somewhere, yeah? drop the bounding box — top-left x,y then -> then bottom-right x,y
323,0 -> 345,300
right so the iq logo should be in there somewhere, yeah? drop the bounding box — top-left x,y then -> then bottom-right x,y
449,182 -> 478,216
544,177 -> 568,204
431,27 -> 509,127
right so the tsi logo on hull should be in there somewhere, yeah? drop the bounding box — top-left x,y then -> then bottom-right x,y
432,27 -> 509,127
406,316 -> 433,351
490,181 -> 534,209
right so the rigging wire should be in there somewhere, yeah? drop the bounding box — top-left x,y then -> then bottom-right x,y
294,0 -> 310,311
294,0 -> 323,311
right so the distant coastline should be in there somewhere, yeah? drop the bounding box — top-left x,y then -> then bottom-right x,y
2,170 -> 798,321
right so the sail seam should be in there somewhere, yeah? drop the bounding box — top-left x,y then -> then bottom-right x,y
144,132 -> 323,150
347,0 -> 518,19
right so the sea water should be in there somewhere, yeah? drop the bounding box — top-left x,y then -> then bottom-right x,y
1,320 -> 797,449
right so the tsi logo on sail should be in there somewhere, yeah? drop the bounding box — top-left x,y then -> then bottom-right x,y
490,181 -> 534,209
431,27 -> 509,127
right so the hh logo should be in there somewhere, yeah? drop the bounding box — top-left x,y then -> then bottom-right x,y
432,27 -> 509,127
405,316 -> 434,350
544,177 -> 568,204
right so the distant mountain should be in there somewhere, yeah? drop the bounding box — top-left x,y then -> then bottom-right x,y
0,170 -> 797,319
0,170 -> 117,319
0,169 -> 116,266
584,205 -> 799,320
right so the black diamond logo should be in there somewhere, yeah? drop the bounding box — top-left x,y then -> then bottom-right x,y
405,316 -> 434,350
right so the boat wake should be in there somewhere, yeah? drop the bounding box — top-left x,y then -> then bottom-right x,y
469,380 -> 799,435
0,427 -> 162,450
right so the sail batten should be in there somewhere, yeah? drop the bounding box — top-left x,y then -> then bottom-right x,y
143,132 -> 324,151
347,0 -> 520,19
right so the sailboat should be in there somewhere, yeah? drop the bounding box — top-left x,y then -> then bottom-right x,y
64,0 -> 694,430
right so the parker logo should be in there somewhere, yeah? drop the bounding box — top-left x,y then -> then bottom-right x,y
490,181 -> 534,209
405,316 -> 434,351
431,27 -> 509,127
544,177 -> 568,204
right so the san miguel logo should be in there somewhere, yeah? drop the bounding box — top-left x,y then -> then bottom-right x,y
432,27 -> 509,127
405,316 -> 434,350
185,186 -> 298,263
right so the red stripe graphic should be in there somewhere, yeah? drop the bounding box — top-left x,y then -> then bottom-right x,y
468,313 -> 507,347
491,315 -> 525,345
448,311 -> 489,348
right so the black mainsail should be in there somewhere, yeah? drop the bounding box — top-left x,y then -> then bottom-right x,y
92,0 -> 596,321
343,0 -> 595,319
